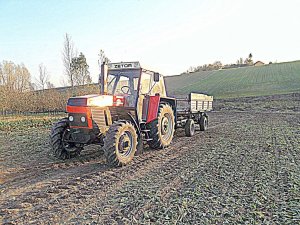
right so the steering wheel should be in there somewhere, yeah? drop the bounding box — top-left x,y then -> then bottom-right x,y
121,86 -> 131,94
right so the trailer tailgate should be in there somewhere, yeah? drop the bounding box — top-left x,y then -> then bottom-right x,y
189,93 -> 213,113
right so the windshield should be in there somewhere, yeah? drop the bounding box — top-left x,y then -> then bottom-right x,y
107,74 -> 139,95
106,71 -> 140,107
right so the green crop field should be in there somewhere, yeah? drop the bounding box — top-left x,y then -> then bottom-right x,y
165,61 -> 300,99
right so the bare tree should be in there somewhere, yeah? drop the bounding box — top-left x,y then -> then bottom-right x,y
0,61 -> 31,92
249,53 -> 253,59
37,63 -> 49,90
0,61 -> 32,113
0,63 -> 3,85
30,82 -> 37,91
60,78 -> 68,87
98,49 -> 110,68
46,81 -> 55,89
239,58 -> 243,65
16,64 -> 31,92
62,33 -> 75,89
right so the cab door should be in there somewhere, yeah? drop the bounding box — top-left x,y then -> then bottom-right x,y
136,72 -> 152,122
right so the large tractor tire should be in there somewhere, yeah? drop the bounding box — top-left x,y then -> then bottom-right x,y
199,115 -> 208,131
50,118 -> 81,160
185,119 -> 195,137
103,121 -> 138,167
148,104 -> 175,149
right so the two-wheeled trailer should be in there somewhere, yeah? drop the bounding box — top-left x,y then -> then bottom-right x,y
175,93 -> 213,137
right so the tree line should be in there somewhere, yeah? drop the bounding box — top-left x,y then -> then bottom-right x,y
0,33 -> 109,115
0,70 -> 99,115
184,53 -> 255,74
0,60 -> 99,115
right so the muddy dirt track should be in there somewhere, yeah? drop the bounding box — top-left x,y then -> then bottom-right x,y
0,94 -> 300,224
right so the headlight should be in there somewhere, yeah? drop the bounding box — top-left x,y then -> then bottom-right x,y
69,116 -> 74,121
80,116 -> 86,123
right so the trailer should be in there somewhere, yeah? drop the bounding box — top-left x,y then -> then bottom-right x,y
176,93 -> 213,137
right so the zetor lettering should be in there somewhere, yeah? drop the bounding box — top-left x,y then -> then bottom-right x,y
114,63 -> 132,69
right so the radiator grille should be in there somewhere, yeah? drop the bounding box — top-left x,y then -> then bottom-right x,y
91,108 -> 106,127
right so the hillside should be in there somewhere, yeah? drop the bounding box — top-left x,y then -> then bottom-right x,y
165,61 -> 300,99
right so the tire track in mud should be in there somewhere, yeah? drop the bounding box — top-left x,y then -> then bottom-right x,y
270,119 -> 290,223
283,133 -> 300,166
0,145 -> 187,223
0,124 -> 223,224
260,114 -> 300,224
245,119 -> 274,223
0,148 -> 105,198
274,119 -> 300,223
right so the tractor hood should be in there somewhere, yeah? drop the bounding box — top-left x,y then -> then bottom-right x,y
67,94 -> 124,107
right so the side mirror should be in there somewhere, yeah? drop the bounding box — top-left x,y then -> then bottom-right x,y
154,72 -> 160,82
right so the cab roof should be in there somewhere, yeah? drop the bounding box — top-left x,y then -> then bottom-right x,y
107,61 -> 162,77
107,62 -> 141,70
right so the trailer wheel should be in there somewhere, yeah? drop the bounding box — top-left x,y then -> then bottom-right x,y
199,116 -> 208,131
103,121 -> 137,167
148,104 -> 175,149
185,119 -> 195,137
50,118 -> 81,160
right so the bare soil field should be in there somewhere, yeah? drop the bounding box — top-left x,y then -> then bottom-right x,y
0,93 -> 299,224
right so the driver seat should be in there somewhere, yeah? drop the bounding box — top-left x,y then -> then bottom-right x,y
124,90 -> 137,107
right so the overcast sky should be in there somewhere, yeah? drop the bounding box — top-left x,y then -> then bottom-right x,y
1,0 -> 300,87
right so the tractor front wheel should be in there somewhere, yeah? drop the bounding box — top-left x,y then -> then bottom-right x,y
50,118 -> 81,159
103,121 -> 138,167
148,104 -> 175,149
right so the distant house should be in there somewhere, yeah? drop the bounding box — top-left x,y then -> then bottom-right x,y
254,61 -> 265,66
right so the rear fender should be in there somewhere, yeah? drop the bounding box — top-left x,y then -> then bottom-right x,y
160,97 -> 177,125
146,95 -> 160,123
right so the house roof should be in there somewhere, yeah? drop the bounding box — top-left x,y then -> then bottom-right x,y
254,61 -> 265,65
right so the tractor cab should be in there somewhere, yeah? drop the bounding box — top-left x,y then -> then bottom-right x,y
102,61 -> 167,119
105,63 -> 140,107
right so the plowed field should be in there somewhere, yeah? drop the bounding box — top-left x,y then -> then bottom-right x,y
1,94 -> 299,224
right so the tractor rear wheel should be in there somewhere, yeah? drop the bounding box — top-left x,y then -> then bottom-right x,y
148,104 -> 175,149
50,118 -> 81,159
199,116 -> 208,131
103,121 -> 137,167
185,119 -> 195,137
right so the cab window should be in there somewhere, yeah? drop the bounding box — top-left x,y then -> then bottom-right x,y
140,73 -> 152,94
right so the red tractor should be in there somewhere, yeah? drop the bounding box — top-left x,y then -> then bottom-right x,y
50,62 -> 213,167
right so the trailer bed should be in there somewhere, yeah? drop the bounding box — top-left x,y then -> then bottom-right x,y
176,93 -> 213,114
